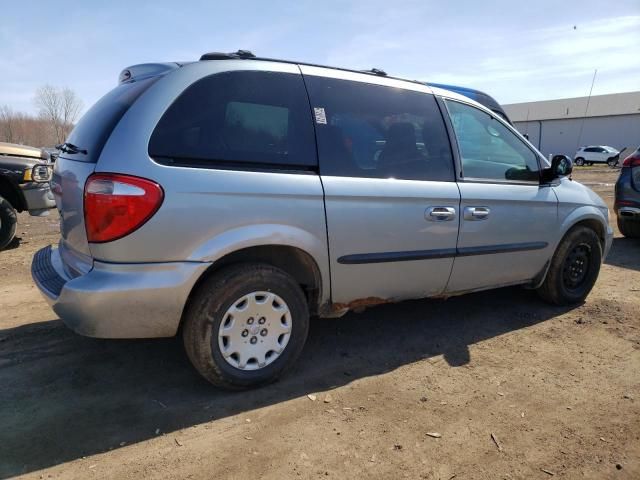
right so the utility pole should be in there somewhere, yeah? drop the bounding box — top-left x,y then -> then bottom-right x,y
576,69 -> 597,149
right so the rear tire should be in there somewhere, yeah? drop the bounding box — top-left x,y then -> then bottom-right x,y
587,161 -> 594,166
182,263 -> 309,389
575,157 -> 585,166
0,196 -> 17,251
537,226 -> 602,305
607,157 -> 618,168
618,217 -> 640,238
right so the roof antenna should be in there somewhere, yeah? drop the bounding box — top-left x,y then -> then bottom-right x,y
234,50 -> 256,58
200,50 -> 256,61
362,68 -> 387,76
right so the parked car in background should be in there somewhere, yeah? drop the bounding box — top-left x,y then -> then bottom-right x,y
574,146 -> 620,167
0,142 -> 55,250
614,146 -> 640,238
426,83 -> 512,124
32,51 -> 613,389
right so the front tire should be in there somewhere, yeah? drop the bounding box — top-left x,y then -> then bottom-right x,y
537,226 -> 602,305
0,196 -> 18,251
618,217 -> 640,238
182,264 -> 309,389
575,157 -> 585,166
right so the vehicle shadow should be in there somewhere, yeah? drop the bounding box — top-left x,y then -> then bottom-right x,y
605,236 -> 640,272
0,287 -> 572,478
1,236 -> 22,251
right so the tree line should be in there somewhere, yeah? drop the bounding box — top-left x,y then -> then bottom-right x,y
0,86 -> 83,148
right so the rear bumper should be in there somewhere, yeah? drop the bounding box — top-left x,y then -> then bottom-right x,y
32,245 -> 210,338
617,206 -> 640,219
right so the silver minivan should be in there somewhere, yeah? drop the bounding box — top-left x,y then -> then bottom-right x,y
32,51 -> 613,389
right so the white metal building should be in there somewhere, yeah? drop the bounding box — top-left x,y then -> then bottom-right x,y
503,91 -> 640,158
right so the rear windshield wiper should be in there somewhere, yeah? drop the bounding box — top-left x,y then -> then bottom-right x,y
56,142 -> 88,155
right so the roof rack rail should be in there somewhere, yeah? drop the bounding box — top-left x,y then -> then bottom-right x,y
196,53 -> 423,87
362,68 -> 387,76
200,50 -> 256,61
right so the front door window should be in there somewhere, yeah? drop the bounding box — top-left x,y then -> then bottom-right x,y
445,100 -> 540,182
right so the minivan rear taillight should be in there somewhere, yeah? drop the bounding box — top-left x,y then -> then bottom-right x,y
84,173 -> 164,243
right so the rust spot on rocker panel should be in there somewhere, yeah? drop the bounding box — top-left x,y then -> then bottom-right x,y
330,296 -> 393,313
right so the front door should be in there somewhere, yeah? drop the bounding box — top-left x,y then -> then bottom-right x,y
443,99 -> 558,293
301,68 -> 460,306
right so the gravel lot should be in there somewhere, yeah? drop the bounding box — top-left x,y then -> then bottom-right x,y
1,166 -> 638,479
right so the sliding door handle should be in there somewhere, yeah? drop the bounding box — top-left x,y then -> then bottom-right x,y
464,206 -> 490,220
426,206 -> 456,221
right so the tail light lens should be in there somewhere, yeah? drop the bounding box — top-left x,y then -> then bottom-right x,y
622,152 -> 640,168
84,173 -> 164,243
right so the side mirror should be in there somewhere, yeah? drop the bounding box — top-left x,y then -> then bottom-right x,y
542,155 -> 573,182
552,154 -> 573,177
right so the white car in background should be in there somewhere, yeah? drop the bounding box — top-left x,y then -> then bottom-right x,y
574,146 -> 620,167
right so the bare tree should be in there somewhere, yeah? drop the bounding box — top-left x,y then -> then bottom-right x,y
34,85 -> 62,143
61,88 -> 83,140
34,85 -> 83,144
0,105 -> 15,143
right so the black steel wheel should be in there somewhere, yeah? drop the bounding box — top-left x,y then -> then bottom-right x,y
537,226 -> 602,305
561,243 -> 591,292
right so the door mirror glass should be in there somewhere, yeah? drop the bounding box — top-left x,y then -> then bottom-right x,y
552,154 -> 573,177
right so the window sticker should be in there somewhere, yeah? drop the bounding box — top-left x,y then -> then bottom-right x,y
314,107 -> 327,124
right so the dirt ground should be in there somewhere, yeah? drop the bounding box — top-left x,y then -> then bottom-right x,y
1,166 -> 638,480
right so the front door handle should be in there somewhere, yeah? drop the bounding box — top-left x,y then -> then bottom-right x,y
464,206 -> 490,220
426,206 -> 456,221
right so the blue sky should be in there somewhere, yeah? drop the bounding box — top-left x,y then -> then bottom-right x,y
1,0 -> 639,115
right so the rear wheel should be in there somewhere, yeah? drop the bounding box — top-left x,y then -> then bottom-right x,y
537,226 -> 602,305
182,263 -> 309,389
587,161 -> 594,166
607,157 -> 618,168
575,157 -> 585,166
0,195 -> 18,251
618,217 -> 640,238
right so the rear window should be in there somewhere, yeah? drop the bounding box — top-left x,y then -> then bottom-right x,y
64,77 -> 159,163
148,71 -> 316,170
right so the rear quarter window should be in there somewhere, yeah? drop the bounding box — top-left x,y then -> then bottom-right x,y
148,71 -> 317,170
